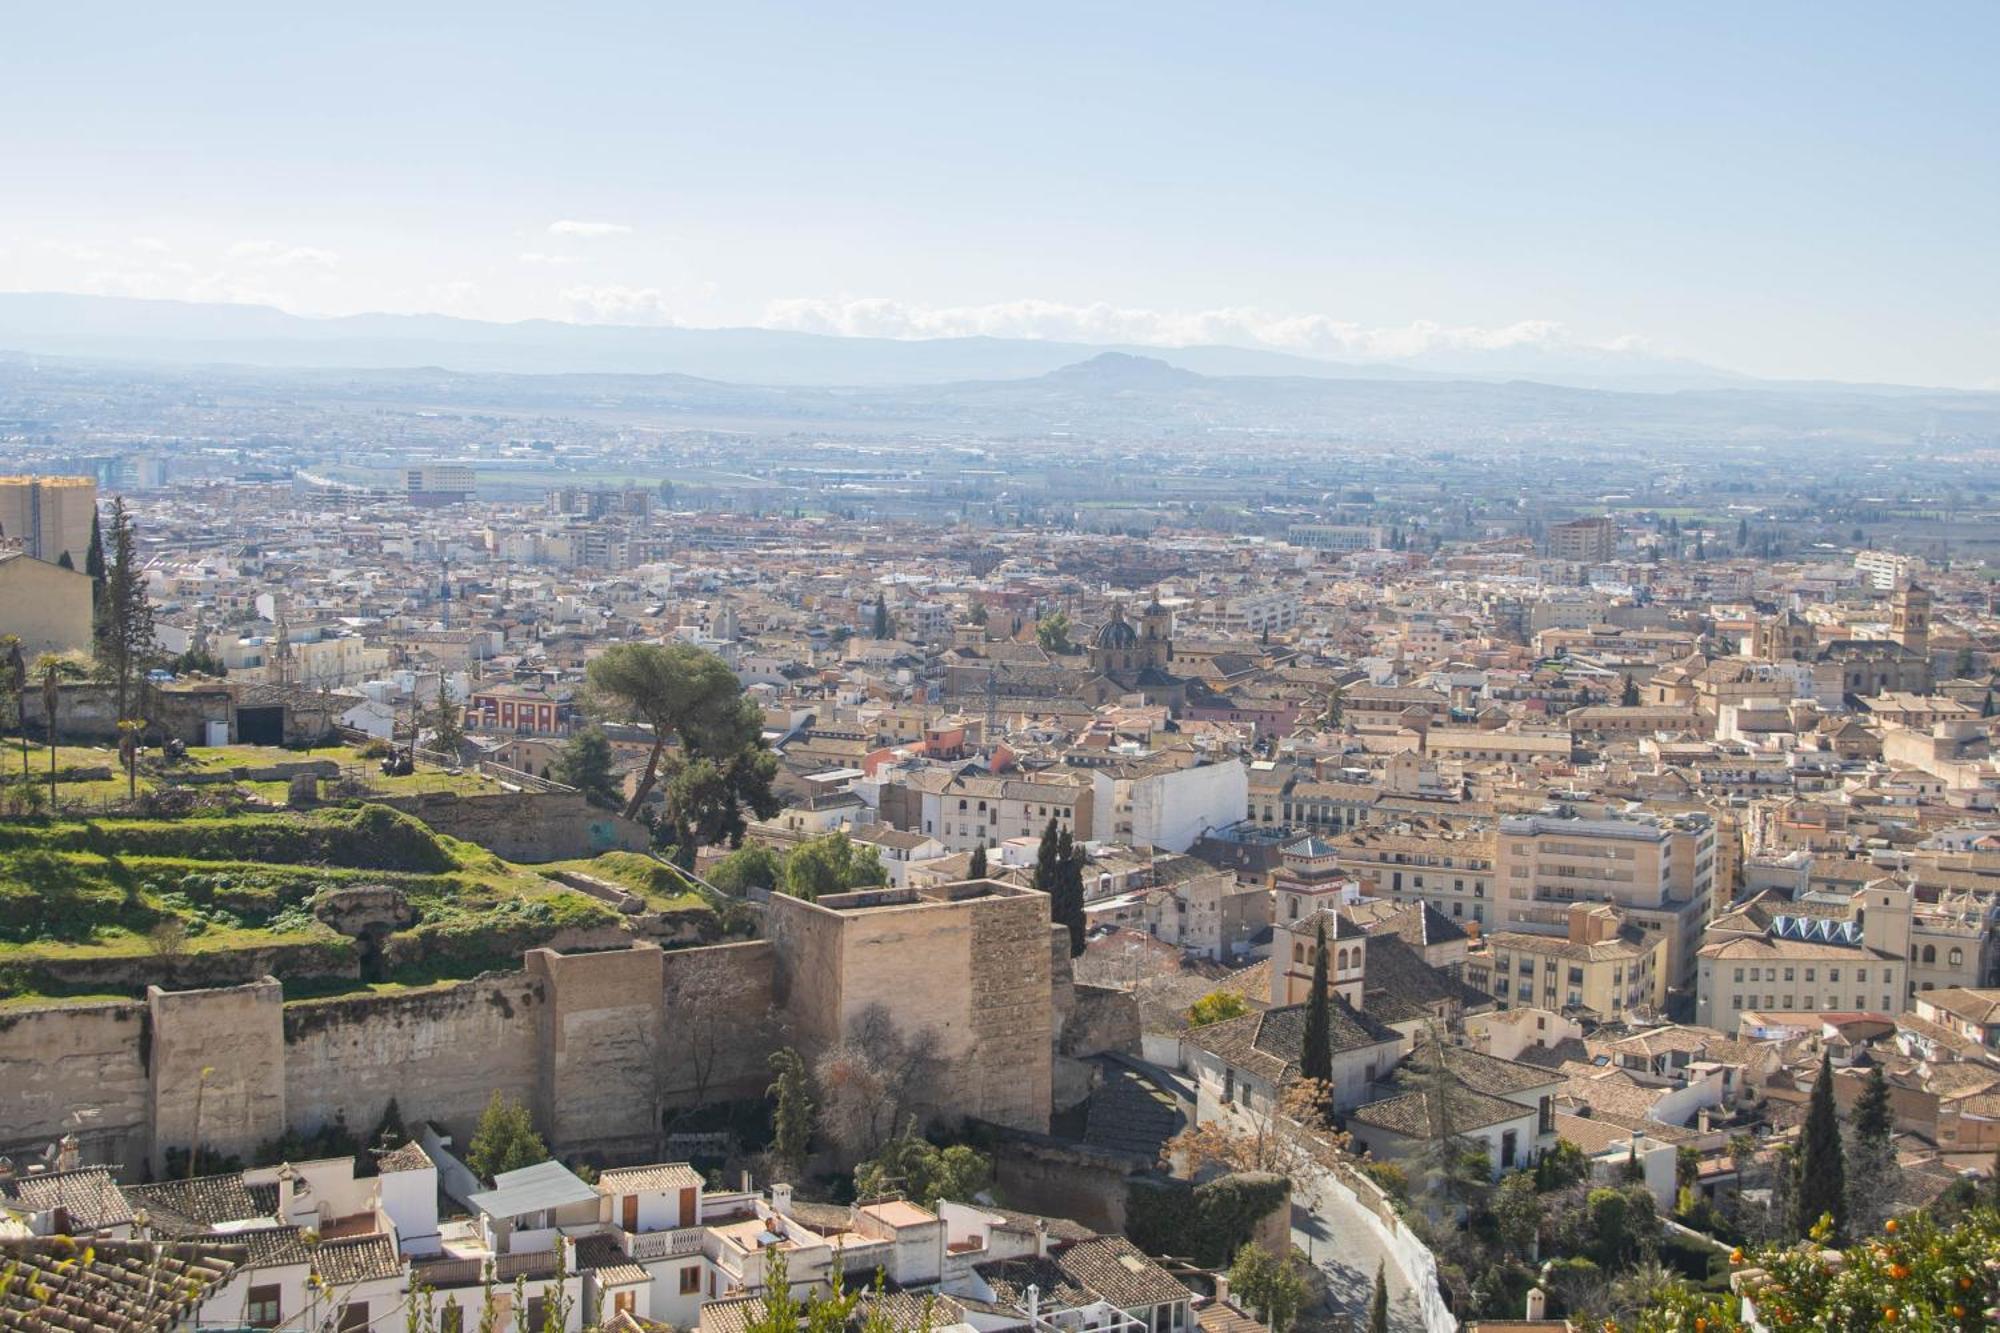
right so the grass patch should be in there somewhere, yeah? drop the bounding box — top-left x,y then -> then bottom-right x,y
543,850 -> 712,912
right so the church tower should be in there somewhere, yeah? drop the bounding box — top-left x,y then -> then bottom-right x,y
1137,596 -> 1173,672
1890,581 -> 1931,657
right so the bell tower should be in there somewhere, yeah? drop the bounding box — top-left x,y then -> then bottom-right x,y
1890,581 -> 1930,657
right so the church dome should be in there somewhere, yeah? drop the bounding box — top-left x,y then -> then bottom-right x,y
1093,616 -> 1138,650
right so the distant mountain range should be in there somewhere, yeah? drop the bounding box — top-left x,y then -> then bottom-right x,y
0,290 -> 1828,394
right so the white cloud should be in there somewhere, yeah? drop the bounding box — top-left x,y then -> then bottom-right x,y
517,251 -> 579,265
561,284 -> 683,324
548,220 -> 631,238
756,297 -> 1599,362
227,240 -> 339,269
130,236 -> 172,255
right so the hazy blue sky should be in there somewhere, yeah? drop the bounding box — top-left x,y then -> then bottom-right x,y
3,3 -> 1995,384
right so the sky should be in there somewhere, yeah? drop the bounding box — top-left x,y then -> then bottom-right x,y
2,2 -> 1996,386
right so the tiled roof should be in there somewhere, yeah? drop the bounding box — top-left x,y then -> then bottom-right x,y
1081,1063 -> 1186,1159
980,1236 -> 1190,1312
1,1168 -> 134,1232
0,1237 -> 243,1332
701,1290 -> 968,1333
121,1174 -> 276,1236
1359,935 -> 1492,1026
595,1162 -> 703,1194
374,1141 -> 434,1174
1349,1083 -> 1531,1139
309,1233 -> 402,1286
1413,1038 -> 1564,1097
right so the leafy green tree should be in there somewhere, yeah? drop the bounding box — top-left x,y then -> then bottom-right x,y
968,844 -> 987,878
1188,991 -> 1249,1028
709,841 -> 784,895
553,725 -> 620,807
1227,1244 -> 1305,1333
583,640 -> 777,822
93,499 -> 156,723
1493,1170 -> 1544,1258
768,1047 -> 814,1180
1035,609 -> 1073,654
853,1132 -> 991,1209
780,832 -> 885,902
463,1091 -> 548,1182
1796,1052 -> 1846,1239
1299,919 -> 1333,1090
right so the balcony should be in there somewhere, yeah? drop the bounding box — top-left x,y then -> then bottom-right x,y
622,1227 -> 707,1261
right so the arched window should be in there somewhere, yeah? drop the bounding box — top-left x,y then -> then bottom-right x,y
1293,943 -> 1304,963
1923,945 -> 1937,964
1948,947 -> 1963,968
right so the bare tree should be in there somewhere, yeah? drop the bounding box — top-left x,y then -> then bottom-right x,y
664,946 -> 770,1113
1165,1077 -> 1346,1179
814,1005 -> 946,1161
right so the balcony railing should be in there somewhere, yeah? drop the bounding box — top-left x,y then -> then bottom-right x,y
622,1227 -> 707,1261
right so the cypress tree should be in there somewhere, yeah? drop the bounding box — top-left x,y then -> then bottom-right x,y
85,508 -> 105,590
1034,816 -> 1060,892
1853,1062 -> 1892,1144
1369,1261 -> 1389,1333
872,592 -> 890,640
968,844 -> 987,878
1052,827 -> 1086,957
1795,1052 -> 1846,1238
1299,919 -> 1333,1088
95,499 -> 155,722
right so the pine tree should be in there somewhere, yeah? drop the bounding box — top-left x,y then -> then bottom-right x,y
1369,1261 -> 1389,1333
1299,919 -> 1332,1088
1795,1052 -> 1846,1239
968,844 -> 987,878
94,499 -> 155,723
464,1091 -> 548,1182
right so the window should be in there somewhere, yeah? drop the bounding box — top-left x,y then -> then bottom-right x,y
246,1285 -> 281,1328
681,1266 -> 702,1295
1948,948 -> 1963,968
1223,1069 -> 1235,1104
1857,968 -> 1868,982
1734,968 -> 1744,983
440,1304 -> 464,1333
1922,945 -> 1936,964
338,1304 -> 371,1333
526,1299 -> 548,1330
616,1291 -> 637,1316
1501,1129 -> 1519,1169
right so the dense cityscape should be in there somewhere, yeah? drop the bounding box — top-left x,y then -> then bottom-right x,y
5,4 -> 2000,1332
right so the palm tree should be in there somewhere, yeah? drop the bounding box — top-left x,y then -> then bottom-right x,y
33,653 -> 88,809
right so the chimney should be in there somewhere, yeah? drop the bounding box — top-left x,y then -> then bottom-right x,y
770,1182 -> 793,1217
1034,1218 -> 1049,1258
1525,1287 -> 1548,1320
55,1135 -> 80,1173
1213,1274 -> 1231,1306
276,1163 -> 297,1220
